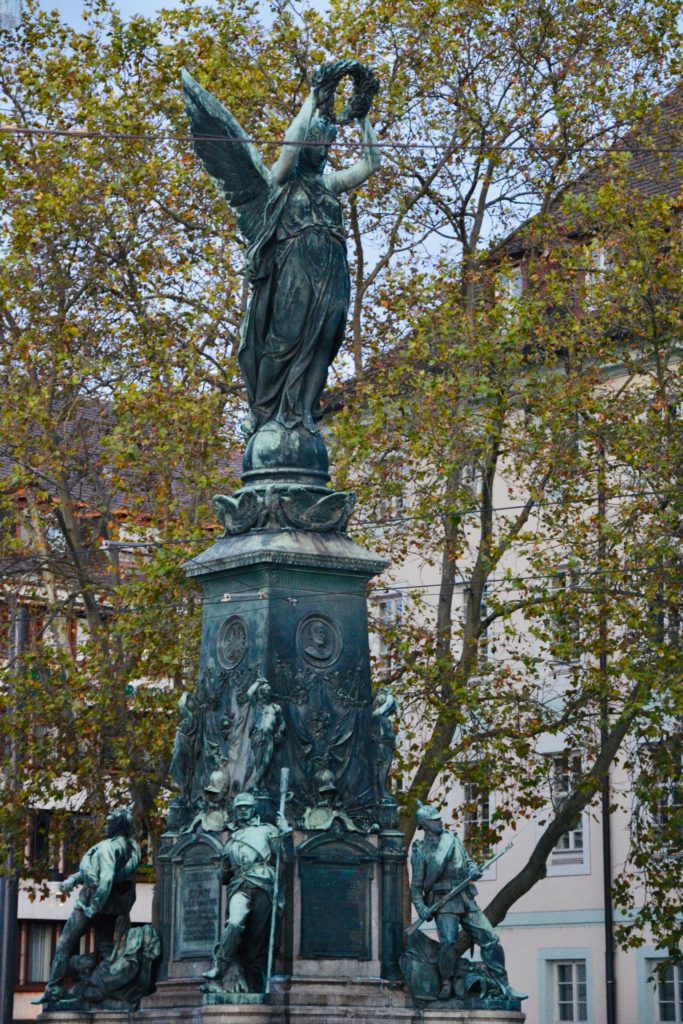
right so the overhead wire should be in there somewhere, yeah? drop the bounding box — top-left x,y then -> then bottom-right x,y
0,122 -> 682,157
94,482 -> 683,544
0,562 -> 679,628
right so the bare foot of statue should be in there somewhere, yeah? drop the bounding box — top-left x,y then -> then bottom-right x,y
201,966 -> 222,981
31,986 -> 61,1005
200,960 -> 249,995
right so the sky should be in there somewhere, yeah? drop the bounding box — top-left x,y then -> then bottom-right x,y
46,0 -> 174,19
43,0 -> 328,26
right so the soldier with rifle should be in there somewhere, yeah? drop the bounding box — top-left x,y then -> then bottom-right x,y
201,790 -> 291,994
410,802 -> 524,1002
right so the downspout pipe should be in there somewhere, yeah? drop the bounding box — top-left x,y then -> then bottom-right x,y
0,603 -> 28,1024
598,449 -> 617,1024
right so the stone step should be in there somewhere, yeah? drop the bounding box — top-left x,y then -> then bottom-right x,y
269,975 -> 410,1008
136,1008 -> 524,1024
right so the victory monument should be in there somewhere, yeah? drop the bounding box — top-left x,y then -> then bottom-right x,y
34,60 -> 525,1024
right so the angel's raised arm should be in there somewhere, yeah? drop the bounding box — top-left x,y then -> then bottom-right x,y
270,93 -> 316,186
324,116 -> 381,195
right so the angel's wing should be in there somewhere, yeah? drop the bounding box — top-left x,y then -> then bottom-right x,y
181,69 -> 271,244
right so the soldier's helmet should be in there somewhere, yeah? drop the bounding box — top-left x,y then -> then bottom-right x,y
105,807 -> 136,837
204,768 -> 229,795
415,801 -> 441,824
233,792 -> 256,811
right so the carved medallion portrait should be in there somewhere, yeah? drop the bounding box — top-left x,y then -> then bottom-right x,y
297,614 -> 342,668
216,615 -> 248,670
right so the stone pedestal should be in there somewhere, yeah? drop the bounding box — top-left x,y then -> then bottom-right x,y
141,483 -> 522,1024
43,1001 -> 525,1024
153,526 -> 410,997
182,528 -> 388,821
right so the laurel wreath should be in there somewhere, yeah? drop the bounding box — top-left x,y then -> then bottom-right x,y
312,60 -> 380,126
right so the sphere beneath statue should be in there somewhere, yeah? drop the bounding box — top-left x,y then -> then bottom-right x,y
242,422 -> 330,489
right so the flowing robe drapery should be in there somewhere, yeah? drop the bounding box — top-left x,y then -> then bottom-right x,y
239,170 -> 350,430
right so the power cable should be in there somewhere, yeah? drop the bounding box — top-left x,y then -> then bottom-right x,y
0,561 -> 679,629
0,122 -> 682,157
96,482 -> 683,543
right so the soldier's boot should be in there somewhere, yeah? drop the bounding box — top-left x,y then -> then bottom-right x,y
31,948 -> 71,1003
480,940 -> 526,1000
202,923 -> 244,981
437,941 -> 457,1000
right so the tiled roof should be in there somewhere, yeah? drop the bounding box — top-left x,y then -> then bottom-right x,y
0,397 -> 242,522
492,85 -> 683,258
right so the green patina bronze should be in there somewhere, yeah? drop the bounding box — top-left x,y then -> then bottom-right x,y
199,790 -> 292,997
182,61 -> 380,440
161,61 -> 520,1016
401,803 -> 527,1011
182,62 -> 381,540
32,810 -> 160,1011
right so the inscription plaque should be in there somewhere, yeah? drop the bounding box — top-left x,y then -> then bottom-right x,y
176,865 -> 219,958
299,835 -> 376,959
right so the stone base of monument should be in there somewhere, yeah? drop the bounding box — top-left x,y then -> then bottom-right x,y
42,991 -> 525,1024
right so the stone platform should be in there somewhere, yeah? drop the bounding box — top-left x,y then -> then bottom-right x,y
41,1008 -> 524,1023
41,977 -> 525,1024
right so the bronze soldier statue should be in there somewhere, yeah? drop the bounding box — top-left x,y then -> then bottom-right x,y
410,803 -> 523,1002
33,808 -> 141,1005
201,792 -> 291,994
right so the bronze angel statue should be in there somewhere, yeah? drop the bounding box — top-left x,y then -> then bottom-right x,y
182,61 -> 381,437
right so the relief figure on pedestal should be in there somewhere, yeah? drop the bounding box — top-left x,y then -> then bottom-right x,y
201,791 -> 292,995
371,686 -> 398,801
169,691 -> 199,802
170,664 -> 229,807
184,762 -> 231,834
247,676 -> 285,792
303,776 -> 363,833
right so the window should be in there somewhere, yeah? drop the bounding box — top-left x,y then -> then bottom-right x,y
15,921 -> 95,988
653,764 -> 683,833
25,811 -> 88,879
460,460 -> 482,496
463,781 -> 490,839
544,753 -> 590,875
550,754 -> 583,862
497,263 -> 524,305
653,963 -> 683,1023
25,923 -> 55,984
549,567 -> 581,664
638,739 -> 683,848
555,961 -> 588,1023
540,949 -> 592,1024
26,810 -> 60,878
376,593 -> 404,674
462,781 -> 496,877
0,0 -> 22,31
583,243 -> 614,298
